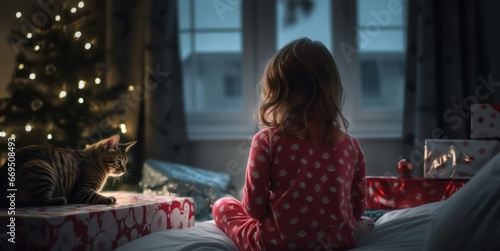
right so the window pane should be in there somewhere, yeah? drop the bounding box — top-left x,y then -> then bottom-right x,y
179,33 -> 192,60
195,0 -> 241,29
357,30 -> 405,52
178,0 -> 244,114
178,0 -> 191,30
357,0 -> 404,26
276,0 -> 332,52
359,54 -> 405,109
195,32 -> 241,52
357,0 -> 405,111
182,53 -> 243,112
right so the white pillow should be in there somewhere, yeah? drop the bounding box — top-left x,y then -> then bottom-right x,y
423,153 -> 500,251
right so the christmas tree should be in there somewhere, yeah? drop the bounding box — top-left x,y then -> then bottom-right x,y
0,0 -> 130,152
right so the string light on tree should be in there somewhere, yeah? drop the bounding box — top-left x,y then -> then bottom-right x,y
78,1 -> 85,8
74,31 -> 81,39
18,64 -> 24,70
95,77 -> 101,84
128,85 -> 134,91
55,15 -> 61,21
84,42 -> 91,50
120,123 -> 127,134
34,45 -> 40,51
0,132 -> 6,137
29,73 -> 36,80
78,97 -> 84,103
59,90 -> 67,99
78,80 -> 86,89
71,7 -> 77,13
25,124 -> 32,132
47,134 -> 52,140
15,12 -> 22,18
26,33 -> 32,39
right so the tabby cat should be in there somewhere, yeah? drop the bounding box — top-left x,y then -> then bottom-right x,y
0,134 -> 136,208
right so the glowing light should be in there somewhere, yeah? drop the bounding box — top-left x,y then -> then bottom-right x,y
16,12 -> 22,18
128,85 -> 134,91
27,33 -> 33,39
84,43 -> 91,50
47,134 -> 52,139
78,1 -> 85,8
78,97 -> 84,103
11,134 -> 15,139
55,15 -> 61,21
29,73 -> 36,80
94,77 -> 101,84
74,31 -> 81,38
25,124 -> 32,132
78,80 -> 86,89
59,90 -> 67,98
18,64 -> 24,70
120,123 -> 127,134
71,7 -> 77,13
34,45 -> 40,51
0,131 -> 6,137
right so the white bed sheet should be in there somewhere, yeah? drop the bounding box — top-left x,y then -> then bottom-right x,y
114,201 -> 442,251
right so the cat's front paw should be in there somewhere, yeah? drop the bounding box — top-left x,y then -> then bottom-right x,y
102,196 -> 117,204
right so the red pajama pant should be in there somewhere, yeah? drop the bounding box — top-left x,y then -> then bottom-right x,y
212,197 -> 264,251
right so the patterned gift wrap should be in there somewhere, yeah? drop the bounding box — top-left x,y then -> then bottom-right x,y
0,192 -> 194,251
424,139 -> 500,179
471,104 -> 500,139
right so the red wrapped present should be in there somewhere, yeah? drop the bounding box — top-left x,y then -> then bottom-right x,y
366,176 -> 466,210
471,104 -> 500,139
0,192 -> 194,251
424,139 -> 500,179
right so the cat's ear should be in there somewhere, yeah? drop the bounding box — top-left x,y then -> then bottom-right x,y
102,134 -> 120,152
119,140 -> 137,152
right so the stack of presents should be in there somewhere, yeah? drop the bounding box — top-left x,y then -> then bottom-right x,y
424,104 -> 500,179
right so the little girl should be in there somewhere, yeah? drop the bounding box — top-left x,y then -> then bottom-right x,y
212,37 -> 368,250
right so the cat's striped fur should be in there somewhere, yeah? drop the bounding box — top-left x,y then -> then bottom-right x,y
0,134 -> 136,207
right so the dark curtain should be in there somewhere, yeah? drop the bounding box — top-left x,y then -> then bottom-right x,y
107,0 -> 188,184
402,0 -> 491,177
144,0 -> 188,164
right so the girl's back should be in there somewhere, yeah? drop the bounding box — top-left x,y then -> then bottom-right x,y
243,127 -> 366,249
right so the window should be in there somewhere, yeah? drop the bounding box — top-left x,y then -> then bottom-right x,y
178,0 -> 406,139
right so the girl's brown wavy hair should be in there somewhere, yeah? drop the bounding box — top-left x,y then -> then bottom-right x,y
258,37 -> 348,147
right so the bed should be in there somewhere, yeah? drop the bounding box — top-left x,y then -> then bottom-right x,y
115,153 -> 500,251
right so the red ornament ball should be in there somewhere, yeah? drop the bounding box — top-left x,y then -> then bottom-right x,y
397,159 -> 414,178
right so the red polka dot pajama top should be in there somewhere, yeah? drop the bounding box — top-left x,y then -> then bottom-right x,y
213,127 -> 367,250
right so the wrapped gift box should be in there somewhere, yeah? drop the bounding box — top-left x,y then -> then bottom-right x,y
471,104 -> 500,139
0,192 -> 194,251
140,159 -> 232,221
424,139 -> 500,179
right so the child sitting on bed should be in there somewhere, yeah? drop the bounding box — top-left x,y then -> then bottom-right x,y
212,37 -> 369,250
